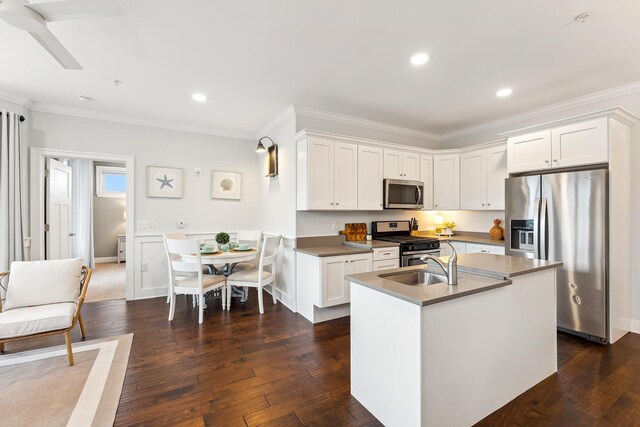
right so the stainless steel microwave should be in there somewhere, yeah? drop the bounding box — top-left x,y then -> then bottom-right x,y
383,179 -> 424,209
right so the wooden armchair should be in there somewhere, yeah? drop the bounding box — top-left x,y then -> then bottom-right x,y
0,259 -> 92,366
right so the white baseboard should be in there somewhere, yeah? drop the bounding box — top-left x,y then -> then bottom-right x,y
95,256 -> 118,264
630,319 -> 640,334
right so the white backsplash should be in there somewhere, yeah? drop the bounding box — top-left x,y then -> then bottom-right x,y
296,210 -> 505,236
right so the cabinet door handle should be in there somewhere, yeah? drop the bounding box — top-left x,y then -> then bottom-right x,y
487,203 -> 491,206
553,159 -> 558,163
336,202 -> 340,206
330,202 -> 334,205
382,252 -> 391,256
482,204 -> 485,206
545,160 -> 550,165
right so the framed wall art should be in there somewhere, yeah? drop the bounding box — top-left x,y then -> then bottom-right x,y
147,166 -> 183,198
211,170 -> 242,200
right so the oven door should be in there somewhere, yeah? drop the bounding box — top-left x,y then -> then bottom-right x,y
402,249 -> 440,267
384,179 -> 424,209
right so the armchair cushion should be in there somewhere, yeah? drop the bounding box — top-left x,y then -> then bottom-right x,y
4,259 -> 83,311
0,302 -> 76,339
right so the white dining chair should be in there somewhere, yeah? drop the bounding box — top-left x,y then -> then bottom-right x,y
233,230 -> 262,271
163,233 -> 213,304
226,234 -> 281,314
165,238 -> 226,324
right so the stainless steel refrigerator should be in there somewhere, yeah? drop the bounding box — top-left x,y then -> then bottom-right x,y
505,168 -> 608,343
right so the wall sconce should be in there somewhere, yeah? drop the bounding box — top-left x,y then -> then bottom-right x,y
257,136 -> 278,177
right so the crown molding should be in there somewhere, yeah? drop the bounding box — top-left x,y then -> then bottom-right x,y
293,105 -> 443,142
29,102 -> 255,141
441,80 -> 640,141
256,104 -> 295,138
499,107 -> 638,137
0,91 -> 33,109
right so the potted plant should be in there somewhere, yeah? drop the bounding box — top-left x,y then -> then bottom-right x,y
215,232 -> 230,245
443,221 -> 456,236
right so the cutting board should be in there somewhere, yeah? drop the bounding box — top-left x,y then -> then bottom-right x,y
342,223 -> 367,242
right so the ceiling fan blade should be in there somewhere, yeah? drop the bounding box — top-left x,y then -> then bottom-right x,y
30,28 -> 82,69
25,0 -> 122,22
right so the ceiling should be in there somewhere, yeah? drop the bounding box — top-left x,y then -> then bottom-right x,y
2,0 -> 640,138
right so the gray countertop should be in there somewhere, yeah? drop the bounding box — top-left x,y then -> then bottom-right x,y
347,265 -> 511,306
344,240 -> 400,249
455,253 -> 563,278
346,253 -> 562,306
294,246 -> 373,257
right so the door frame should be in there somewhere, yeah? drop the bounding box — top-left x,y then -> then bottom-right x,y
30,147 -> 135,300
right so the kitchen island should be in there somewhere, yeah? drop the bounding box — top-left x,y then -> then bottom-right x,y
346,253 -> 562,427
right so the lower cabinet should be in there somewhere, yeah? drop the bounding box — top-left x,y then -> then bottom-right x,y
320,253 -> 372,307
441,241 -> 504,256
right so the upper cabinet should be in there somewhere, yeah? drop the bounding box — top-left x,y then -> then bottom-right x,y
420,155 -> 434,210
508,118 -> 608,173
460,144 -> 507,210
297,136 -> 358,210
433,154 -> 460,210
384,149 -> 420,181
358,145 -> 384,210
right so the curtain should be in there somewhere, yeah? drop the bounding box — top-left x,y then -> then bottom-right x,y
71,159 -> 95,268
0,111 -> 24,272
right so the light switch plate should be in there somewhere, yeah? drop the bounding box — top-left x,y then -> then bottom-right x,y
137,220 -> 154,229
194,168 -> 202,177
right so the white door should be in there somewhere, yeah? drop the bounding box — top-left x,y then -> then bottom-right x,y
402,152 -> 420,181
460,150 -> 486,210
334,142 -> 358,210
486,145 -> 508,210
433,155 -> 460,210
358,145 -> 384,210
46,158 -> 72,260
322,256 -> 349,307
507,130 -> 552,173
420,155 -> 434,210
307,138 -> 335,210
383,149 -> 403,179
551,118 -> 608,168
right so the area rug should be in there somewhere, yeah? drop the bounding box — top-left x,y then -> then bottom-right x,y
0,334 -> 133,427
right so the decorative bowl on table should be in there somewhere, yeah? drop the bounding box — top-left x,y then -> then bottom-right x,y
229,242 -> 237,250
201,244 -> 217,254
236,244 -> 251,251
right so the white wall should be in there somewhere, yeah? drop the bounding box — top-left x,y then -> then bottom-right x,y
442,92 -> 640,326
28,111 -> 259,299
257,115 -> 298,309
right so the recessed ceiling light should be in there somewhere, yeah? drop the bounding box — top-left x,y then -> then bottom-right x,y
192,93 -> 207,102
410,53 -> 429,66
77,96 -> 94,102
496,88 -> 513,98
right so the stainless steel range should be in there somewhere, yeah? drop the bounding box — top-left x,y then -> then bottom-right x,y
371,220 -> 440,267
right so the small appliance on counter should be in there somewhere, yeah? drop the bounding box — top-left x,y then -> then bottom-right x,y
372,220 -> 440,267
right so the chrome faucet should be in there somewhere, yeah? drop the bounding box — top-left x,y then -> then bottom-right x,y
420,241 -> 458,285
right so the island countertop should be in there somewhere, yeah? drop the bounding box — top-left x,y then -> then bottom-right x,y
346,253 -> 562,306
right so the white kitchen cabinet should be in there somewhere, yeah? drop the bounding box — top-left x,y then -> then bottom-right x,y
460,145 -> 507,210
320,253 -> 373,307
297,137 -> 357,211
334,142 -> 358,210
420,155 -> 434,210
460,150 -> 486,210
433,154 -> 460,210
508,118 -> 609,173
551,118 -> 608,168
440,241 -> 467,257
384,149 -> 420,180
507,130 -> 552,173
466,243 -> 505,255
486,145 -> 508,210
358,145 -> 384,210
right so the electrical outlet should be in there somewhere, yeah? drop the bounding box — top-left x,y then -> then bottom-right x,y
177,220 -> 187,228
332,221 -> 339,231
194,168 -> 202,177
137,220 -> 154,229
141,263 -> 148,272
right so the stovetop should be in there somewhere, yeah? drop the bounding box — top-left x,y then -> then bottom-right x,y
375,235 -> 439,244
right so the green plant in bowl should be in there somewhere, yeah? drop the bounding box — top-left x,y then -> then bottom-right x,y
215,232 -> 230,245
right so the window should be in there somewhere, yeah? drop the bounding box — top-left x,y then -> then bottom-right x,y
96,166 -> 126,198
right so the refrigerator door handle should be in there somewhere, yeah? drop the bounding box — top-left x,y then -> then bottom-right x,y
540,198 -> 548,260
534,198 -> 540,259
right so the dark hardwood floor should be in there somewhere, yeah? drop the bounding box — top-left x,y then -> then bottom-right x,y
4,291 -> 640,426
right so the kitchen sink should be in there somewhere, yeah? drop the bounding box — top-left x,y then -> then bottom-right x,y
379,269 -> 449,286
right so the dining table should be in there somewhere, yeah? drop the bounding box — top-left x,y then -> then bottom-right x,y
181,248 -> 258,303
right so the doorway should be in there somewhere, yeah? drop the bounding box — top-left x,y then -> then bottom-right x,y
31,148 -> 135,300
